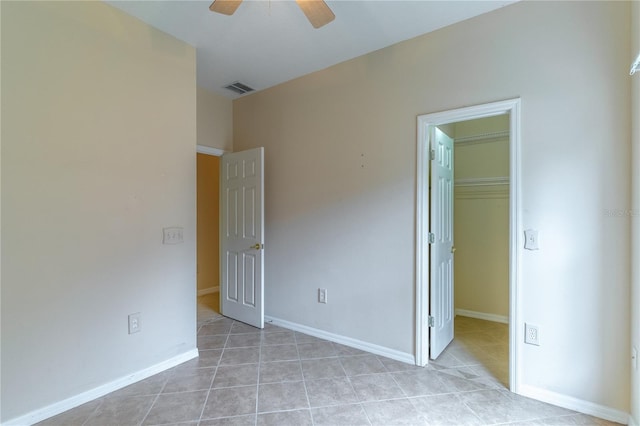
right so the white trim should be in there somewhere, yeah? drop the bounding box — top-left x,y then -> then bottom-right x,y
416,98 -> 521,394
4,349 -> 199,426
456,309 -> 509,324
519,384 -> 630,425
197,286 -> 219,296
509,99 -> 522,395
265,315 -> 415,365
630,414 -> 638,426
196,145 -> 226,156
415,116 -> 430,366
454,130 -> 509,146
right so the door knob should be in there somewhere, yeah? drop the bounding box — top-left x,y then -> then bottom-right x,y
251,243 -> 263,250
451,246 -> 456,253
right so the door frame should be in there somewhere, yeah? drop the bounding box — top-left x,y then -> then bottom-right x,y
196,145 -> 225,298
415,98 -> 522,393
197,145 -> 226,157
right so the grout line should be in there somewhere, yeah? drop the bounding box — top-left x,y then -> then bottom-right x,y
196,320 -> 224,425
137,375 -> 169,426
80,398 -> 104,426
71,303 -> 517,426
253,322 -> 263,426
294,331 -> 314,425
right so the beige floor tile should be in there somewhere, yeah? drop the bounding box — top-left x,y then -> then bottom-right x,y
349,372 -> 405,402
142,390 -> 207,425
202,386 -> 257,419
259,360 -> 304,383
260,343 -> 299,362
199,414 -> 256,425
213,364 -> 259,388
304,377 -> 359,407
410,393 -> 483,425
36,300 -> 615,426
391,369 -> 450,397
297,341 -> 337,359
261,331 -> 296,345
163,368 -> 215,393
257,381 -> 309,412
311,403 -> 371,426
84,395 -> 156,426
301,357 -> 347,380
257,409 -> 313,426
35,399 -> 102,426
339,355 -> 386,376
362,398 -> 423,425
219,347 -> 260,365
225,332 -> 263,348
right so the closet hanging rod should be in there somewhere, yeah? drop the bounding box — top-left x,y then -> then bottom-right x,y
454,130 -> 509,145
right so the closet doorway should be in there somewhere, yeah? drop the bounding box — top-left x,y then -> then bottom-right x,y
415,98 -> 521,393
439,115 -> 510,388
197,148 -> 222,321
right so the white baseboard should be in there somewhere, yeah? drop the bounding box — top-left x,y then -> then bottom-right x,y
265,315 -> 415,365
4,349 -> 199,426
519,384 -> 630,424
455,308 -> 509,324
197,286 -> 219,296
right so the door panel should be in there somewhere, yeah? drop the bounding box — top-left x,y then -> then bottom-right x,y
220,148 -> 264,328
430,128 -> 455,359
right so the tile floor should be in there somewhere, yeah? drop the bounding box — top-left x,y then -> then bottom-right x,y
37,295 -> 619,426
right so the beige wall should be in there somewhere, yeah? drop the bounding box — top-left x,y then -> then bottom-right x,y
234,1 -> 631,415
631,1 -> 639,424
1,2 -> 197,422
197,86 -> 233,151
197,154 -> 220,293
453,116 -> 509,320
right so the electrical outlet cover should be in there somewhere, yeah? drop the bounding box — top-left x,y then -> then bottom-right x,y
128,313 -> 141,334
524,323 -> 539,345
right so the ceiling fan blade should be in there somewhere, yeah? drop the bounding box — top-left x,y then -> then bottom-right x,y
295,0 -> 335,29
209,0 -> 243,16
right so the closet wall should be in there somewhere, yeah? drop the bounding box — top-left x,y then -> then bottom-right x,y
454,115 -> 510,322
196,154 -> 220,294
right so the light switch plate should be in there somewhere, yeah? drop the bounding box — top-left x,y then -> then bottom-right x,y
524,229 -> 539,250
163,227 -> 184,245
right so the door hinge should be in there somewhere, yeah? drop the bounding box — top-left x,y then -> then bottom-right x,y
428,316 -> 435,327
430,149 -> 435,161
428,233 -> 435,244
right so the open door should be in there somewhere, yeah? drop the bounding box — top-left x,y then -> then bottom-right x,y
430,127 -> 455,359
220,147 -> 264,328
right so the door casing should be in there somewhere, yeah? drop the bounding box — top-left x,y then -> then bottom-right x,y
415,98 -> 522,394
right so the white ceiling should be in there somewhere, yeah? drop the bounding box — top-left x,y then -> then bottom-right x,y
106,0 -> 517,99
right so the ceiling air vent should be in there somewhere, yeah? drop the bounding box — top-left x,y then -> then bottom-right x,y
224,81 -> 255,95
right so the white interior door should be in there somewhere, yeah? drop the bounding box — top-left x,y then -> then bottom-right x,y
430,127 -> 455,359
220,147 -> 264,328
